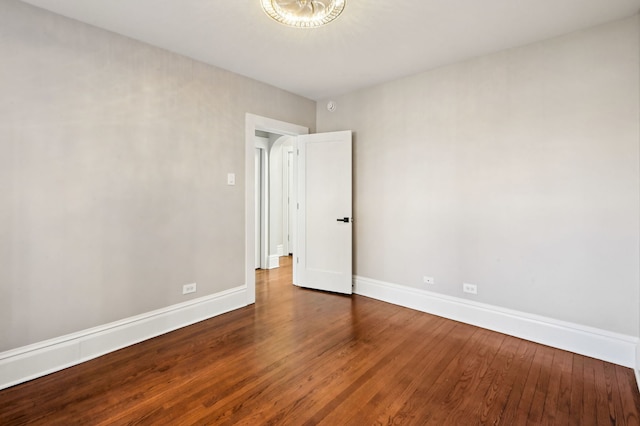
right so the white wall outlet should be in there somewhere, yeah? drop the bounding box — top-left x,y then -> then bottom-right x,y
183,283 -> 197,295
463,283 -> 477,295
423,276 -> 434,285
227,173 -> 235,185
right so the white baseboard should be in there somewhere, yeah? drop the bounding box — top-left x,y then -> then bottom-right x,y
277,245 -> 284,257
0,286 -> 248,390
267,254 -> 280,269
636,344 -> 640,393
354,276 -> 638,369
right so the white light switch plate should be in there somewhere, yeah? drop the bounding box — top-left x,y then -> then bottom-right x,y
227,173 -> 235,185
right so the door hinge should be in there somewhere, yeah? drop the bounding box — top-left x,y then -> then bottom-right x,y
297,203 -> 299,209
297,149 -> 299,155
297,257 -> 299,264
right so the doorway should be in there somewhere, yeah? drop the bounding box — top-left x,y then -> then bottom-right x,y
254,133 -> 293,271
284,148 -> 294,256
268,135 -> 295,265
244,114 -> 309,305
254,136 -> 268,269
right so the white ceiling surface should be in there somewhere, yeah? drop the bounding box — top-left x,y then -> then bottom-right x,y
20,0 -> 640,100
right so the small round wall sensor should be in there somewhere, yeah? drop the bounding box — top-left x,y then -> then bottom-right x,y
327,101 -> 336,112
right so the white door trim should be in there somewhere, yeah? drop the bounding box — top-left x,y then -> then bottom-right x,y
245,114 -> 308,304
283,147 -> 294,256
254,137 -> 269,269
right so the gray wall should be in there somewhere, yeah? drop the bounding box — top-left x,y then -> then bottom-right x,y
317,16 -> 640,336
0,0 -> 315,351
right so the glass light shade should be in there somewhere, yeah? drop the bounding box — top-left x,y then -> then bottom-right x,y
261,0 -> 346,28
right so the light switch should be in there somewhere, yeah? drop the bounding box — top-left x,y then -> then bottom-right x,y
227,173 -> 235,185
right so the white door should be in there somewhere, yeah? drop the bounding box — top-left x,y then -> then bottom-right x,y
294,131 -> 352,294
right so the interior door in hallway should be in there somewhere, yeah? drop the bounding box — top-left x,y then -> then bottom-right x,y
294,131 -> 352,294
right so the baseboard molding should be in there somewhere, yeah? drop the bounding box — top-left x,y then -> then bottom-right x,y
277,245 -> 284,257
0,286 -> 248,390
354,276 -> 638,369
267,254 -> 280,269
636,344 -> 640,393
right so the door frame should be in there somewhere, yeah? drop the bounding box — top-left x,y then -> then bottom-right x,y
245,113 -> 308,304
282,147 -> 294,256
254,137 -> 269,270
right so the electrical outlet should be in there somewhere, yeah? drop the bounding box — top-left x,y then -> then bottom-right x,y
423,276 -> 434,285
183,283 -> 197,295
463,283 -> 477,295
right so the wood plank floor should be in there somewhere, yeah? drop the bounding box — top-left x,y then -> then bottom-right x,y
1,256 -> 639,425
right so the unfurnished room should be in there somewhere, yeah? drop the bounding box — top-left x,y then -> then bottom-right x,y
1,0 -> 640,424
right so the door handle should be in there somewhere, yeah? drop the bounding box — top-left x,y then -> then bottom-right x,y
336,217 -> 350,223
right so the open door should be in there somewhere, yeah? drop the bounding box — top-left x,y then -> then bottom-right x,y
294,131 -> 352,294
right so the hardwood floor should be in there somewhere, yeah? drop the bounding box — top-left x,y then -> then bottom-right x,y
1,256 -> 639,425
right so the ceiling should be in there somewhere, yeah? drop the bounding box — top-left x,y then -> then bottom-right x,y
20,0 -> 640,100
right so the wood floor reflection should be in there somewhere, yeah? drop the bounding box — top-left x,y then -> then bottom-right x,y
1,255 -> 639,424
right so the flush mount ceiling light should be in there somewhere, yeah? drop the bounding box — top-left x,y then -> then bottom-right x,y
261,0 -> 346,28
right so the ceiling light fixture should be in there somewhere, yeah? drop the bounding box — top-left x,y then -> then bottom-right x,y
261,0 -> 346,28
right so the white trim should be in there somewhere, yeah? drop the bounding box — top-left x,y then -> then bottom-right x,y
354,276 -> 638,368
282,147 -> 293,256
255,138 -> 269,270
245,113 -> 308,305
277,244 -> 284,257
636,344 -> 640,393
0,286 -> 247,390
267,254 -> 280,269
